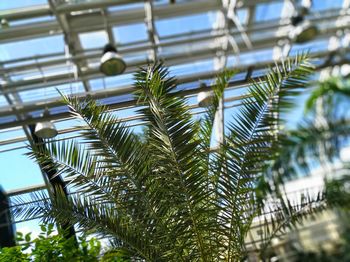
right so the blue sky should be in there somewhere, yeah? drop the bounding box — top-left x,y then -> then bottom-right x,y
0,0 -> 345,233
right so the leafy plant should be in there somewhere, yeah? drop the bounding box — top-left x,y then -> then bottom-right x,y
13,55 -> 321,261
0,246 -> 29,262
0,224 -> 101,262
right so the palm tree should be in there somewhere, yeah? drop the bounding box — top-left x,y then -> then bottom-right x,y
270,75 -> 350,180
257,74 -> 350,260
14,54 -> 320,261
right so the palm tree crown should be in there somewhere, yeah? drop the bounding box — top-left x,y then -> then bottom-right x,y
15,55 -> 316,261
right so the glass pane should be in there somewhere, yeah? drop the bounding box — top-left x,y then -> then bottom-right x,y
10,63 -> 73,82
0,128 -> 26,141
312,0 -> 343,11
169,59 -> 214,77
11,16 -> 55,26
255,2 -> 284,22
19,82 -> 85,102
0,0 -> 47,10
0,147 -> 44,191
0,95 -> 8,106
108,2 -> 143,12
236,8 -> 248,25
156,12 -> 215,38
89,73 -> 134,91
79,31 -> 109,49
289,39 -> 329,56
113,23 -> 148,44
0,35 -> 64,61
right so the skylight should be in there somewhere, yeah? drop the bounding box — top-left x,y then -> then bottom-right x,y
79,30 -> 109,49
312,0 -> 344,11
0,0 -> 47,10
255,2 -> 285,22
156,12 -> 215,38
0,35 -> 64,62
113,23 -> 148,45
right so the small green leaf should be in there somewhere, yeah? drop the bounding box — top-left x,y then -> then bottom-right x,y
48,223 -> 54,231
40,225 -> 46,232
25,233 -> 31,242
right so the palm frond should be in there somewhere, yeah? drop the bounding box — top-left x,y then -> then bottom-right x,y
270,118 -> 350,180
214,53 -> 314,260
134,63 -> 216,260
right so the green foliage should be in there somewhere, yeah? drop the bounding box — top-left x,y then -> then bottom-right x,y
0,224 -> 101,262
0,246 -> 29,262
266,74 -> 350,182
305,76 -> 350,115
13,55 -> 322,261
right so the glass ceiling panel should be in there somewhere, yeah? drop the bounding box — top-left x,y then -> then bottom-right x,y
0,0 -> 47,10
159,39 -> 215,57
0,115 -> 17,125
312,0 -> 344,11
289,39 -> 329,56
0,95 -> 8,106
236,8 -> 248,25
0,147 -> 44,191
79,30 -> 109,49
54,118 -> 81,131
231,48 -> 274,66
0,35 -> 64,62
9,63 -> 73,82
156,12 -> 215,38
0,127 -> 25,141
89,73 -> 134,91
113,23 -> 148,45
3,53 -> 63,69
255,2 -> 284,22
19,82 -> 85,102
108,2 -> 144,12
11,16 -> 56,26
169,59 -> 214,77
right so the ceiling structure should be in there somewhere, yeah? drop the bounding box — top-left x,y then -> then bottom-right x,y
0,0 -> 349,204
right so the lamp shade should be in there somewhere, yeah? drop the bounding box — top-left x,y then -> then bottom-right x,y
340,146 -> 350,162
197,91 -> 214,107
1,18 -> 9,29
290,19 -> 318,43
34,121 -> 58,139
100,44 -> 126,76
341,64 -> 350,78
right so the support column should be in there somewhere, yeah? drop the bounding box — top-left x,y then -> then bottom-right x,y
28,125 -> 76,240
0,186 -> 15,248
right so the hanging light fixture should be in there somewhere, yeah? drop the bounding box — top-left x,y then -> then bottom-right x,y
290,16 -> 318,43
100,43 -> 126,76
197,91 -> 214,107
341,64 -> 350,78
197,83 -> 214,107
34,109 -> 58,139
0,18 -> 9,29
289,1 -> 318,43
340,146 -> 350,162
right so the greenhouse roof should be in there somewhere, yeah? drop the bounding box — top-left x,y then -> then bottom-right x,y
0,0 -> 349,200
